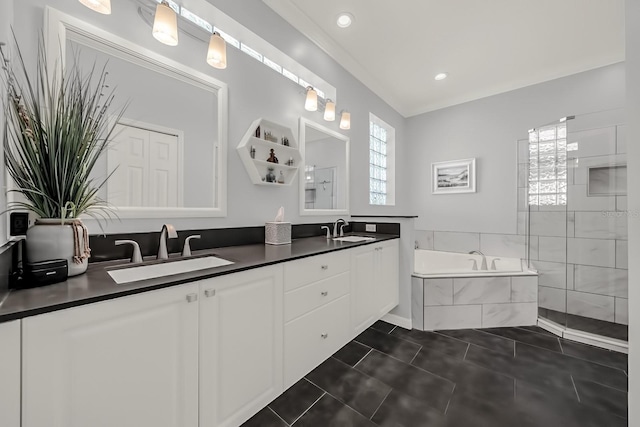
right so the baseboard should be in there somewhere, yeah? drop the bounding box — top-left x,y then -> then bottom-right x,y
381,313 -> 412,330
537,317 -> 628,354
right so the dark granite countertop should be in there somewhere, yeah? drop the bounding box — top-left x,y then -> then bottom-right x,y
0,233 -> 398,323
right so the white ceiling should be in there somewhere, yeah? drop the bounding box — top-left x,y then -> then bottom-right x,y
263,0 -> 625,118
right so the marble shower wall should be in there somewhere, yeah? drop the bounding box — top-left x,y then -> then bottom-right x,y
516,119 -> 628,325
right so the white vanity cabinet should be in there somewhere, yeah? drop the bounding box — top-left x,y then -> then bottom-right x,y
283,252 -> 351,388
351,239 -> 400,335
198,265 -> 283,427
0,320 -> 21,427
17,237 -> 399,427
21,283 -> 200,427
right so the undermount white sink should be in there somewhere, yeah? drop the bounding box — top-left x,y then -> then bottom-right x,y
333,236 -> 376,243
108,256 -> 234,284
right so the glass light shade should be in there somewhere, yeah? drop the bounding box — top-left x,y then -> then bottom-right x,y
153,2 -> 179,46
79,0 -> 111,14
305,87 -> 318,111
339,111 -> 351,130
207,32 -> 227,69
324,100 -> 336,121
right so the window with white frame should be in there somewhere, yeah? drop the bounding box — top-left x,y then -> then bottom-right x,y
528,122 -> 567,206
369,113 -> 395,205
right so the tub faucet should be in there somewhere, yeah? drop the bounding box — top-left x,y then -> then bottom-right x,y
469,250 -> 488,270
157,224 -> 178,259
333,219 -> 348,238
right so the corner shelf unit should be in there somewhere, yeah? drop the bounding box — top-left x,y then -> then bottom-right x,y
237,118 -> 302,186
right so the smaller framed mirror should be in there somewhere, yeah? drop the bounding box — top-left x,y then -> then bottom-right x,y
299,118 -> 350,216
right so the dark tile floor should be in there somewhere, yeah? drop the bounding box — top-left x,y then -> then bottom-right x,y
539,307 -> 629,341
242,321 -> 628,427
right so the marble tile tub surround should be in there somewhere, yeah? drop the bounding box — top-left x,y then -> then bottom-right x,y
89,221 -> 400,263
243,321 -> 628,426
414,275 -> 538,330
416,230 -> 527,259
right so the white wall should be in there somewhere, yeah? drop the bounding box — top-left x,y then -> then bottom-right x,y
626,0 -> 639,424
8,0 -> 410,234
407,63 -> 625,235
0,0 -> 13,244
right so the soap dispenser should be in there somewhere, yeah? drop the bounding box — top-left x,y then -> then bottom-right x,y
277,171 -> 285,184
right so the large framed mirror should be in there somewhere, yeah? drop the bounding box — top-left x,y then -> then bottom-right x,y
299,118 -> 350,216
41,7 -> 228,218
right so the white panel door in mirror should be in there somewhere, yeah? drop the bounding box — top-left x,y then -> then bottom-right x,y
108,123 -> 182,207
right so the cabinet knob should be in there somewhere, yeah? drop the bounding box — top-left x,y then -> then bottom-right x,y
204,289 -> 216,298
321,291 -> 328,296
186,293 -> 198,303
321,265 -> 328,270
321,333 -> 328,339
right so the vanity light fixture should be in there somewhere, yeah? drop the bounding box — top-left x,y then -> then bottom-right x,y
336,13 -> 354,28
323,99 -> 336,121
79,0 -> 111,14
305,86 -> 318,111
206,32 -> 227,69
153,1 -> 179,46
339,110 -> 351,130
434,72 -> 448,81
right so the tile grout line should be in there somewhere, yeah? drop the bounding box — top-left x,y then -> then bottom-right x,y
408,345 -> 423,365
570,375 -> 581,403
289,391 -> 326,426
388,325 -> 398,334
444,383 -> 456,415
352,348 -> 373,368
558,337 -> 564,354
267,406 -> 291,427
368,388 -> 393,421
462,343 -> 470,361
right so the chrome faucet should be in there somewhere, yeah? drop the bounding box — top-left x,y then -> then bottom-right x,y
333,219 -> 348,238
469,250 -> 488,270
157,224 -> 178,259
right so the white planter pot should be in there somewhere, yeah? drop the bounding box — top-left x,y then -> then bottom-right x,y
26,219 -> 89,277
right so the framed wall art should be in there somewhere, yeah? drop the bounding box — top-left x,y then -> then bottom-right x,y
432,158 -> 476,194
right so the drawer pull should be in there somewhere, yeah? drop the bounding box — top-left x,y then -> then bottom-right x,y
321,265 -> 329,270
321,291 -> 328,296
204,289 -> 216,298
321,333 -> 328,339
186,293 -> 198,303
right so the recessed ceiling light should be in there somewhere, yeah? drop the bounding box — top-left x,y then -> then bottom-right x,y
336,13 -> 354,28
434,73 -> 448,81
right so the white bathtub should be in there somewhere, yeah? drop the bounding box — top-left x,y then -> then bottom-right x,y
413,249 -> 536,278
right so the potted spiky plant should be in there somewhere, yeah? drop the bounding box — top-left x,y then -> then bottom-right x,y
1,38 -> 124,277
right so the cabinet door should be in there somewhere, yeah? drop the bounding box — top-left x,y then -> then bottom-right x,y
0,320 -> 20,427
22,284 -> 200,427
377,240 -> 400,316
199,265 -> 283,427
351,245 -> 377,336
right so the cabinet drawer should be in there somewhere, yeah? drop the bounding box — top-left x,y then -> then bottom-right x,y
285,271 -> 349,322
284,295 -> 351,388
284,252 -> 350,291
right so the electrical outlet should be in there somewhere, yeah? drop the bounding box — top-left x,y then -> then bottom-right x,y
10,212 -> 29,236
365,224 -> 376,232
